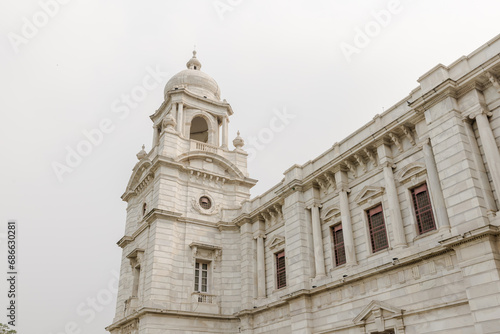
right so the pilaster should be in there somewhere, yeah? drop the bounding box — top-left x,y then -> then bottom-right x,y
424,96 -> 490,233
283,189 -> 314,290
421,138 -> 451,230
334,169 -> 357,266
377,142 -> 406,248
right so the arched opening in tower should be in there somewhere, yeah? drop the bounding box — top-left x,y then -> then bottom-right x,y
190,117 -> 209,143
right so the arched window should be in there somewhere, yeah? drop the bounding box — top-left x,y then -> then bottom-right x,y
190,117 -> 209,143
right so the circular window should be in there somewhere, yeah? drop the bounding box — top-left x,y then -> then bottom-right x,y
199,196 -> 212,210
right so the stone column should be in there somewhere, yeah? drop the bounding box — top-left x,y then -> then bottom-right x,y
421,138 -> 451,229
176,103 -> 184,135
240,222 -> 255,309
221,116 -> 228,149
470,108 -> 500,199
377,142 -> 406,248
255,233 -> 266,298
334,169 -> 357,266
152,125 -> 159,146
463,120 -> 497,213
308,204 -> 326,278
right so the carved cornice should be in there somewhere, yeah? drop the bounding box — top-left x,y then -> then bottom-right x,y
439,225 -> 500,248
117,236 -> 133,248
106,307 -> 238,331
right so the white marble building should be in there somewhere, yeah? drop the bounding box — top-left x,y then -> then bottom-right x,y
107,35 -> 500,334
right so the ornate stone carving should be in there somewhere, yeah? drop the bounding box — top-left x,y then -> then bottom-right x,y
354,154 -> 367,173
401,126 -> 416,146
344,160 -> 357,178
364,148 -> 378,167
486,71 -> 500,93
191,193 -> 221,216
389,133 -> 403,153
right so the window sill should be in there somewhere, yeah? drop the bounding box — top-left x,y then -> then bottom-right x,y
412,227 -> 439,242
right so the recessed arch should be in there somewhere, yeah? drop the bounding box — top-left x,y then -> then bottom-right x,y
190,116 -> 209,143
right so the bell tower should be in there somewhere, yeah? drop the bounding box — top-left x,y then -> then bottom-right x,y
107,52 -> 257,334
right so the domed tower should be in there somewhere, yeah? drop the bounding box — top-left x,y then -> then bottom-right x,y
107,52 -> 257,334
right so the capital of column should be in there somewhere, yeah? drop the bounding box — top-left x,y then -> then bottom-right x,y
468,106 -> 493,120
306,203 -> 322,210
416,137 -> 430,148
336,184 -> 351,194
254,233 -> 266,240
379,161 -> 397,169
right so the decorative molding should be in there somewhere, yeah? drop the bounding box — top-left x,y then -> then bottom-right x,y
117,236 -> 133,248
191,193 -> 221,216
354,186 -> 385,205
354,154 -> 367,173
389,133 -> 403,153
401,126 -> 416,146
189,242 -> 222,268
396,162 -> 426,185
364,148 -> 378,167
126,248 -> 145,267
321,205 -> 341,222
344,160 -> 357,178
486,71 -> 500,93
325,172 -> 336,190
353,300 -> 405,333
316,177 -> 329,195
268,235 -> 285,251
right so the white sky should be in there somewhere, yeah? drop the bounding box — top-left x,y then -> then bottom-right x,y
1,1 -> 500,333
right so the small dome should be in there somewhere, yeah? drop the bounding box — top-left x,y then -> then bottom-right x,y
164,51 -> 221,100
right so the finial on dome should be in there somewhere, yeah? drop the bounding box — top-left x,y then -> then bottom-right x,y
233,131 -> 245,151
187,50 -> 202,70
136,145 -> 147,160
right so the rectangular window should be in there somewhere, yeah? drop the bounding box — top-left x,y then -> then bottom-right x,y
411,183 -> 436,234
194,262 -> 209,292
332,224 -> 346,266
276,251 -> 286,289
367,205 -> 389,253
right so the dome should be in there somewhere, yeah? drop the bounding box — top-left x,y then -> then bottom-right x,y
164,51 -> 221,100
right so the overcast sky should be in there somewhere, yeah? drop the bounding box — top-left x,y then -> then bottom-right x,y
1,1 -> 500,333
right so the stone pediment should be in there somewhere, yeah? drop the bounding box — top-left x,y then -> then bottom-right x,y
123,159 -> 154,201
353,300 -> 405,333
268,235 -> 285,250
396,162 -> 426,184
354,186 -> 385,205
321,205 -> 341,222
177,152 -> 246,179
